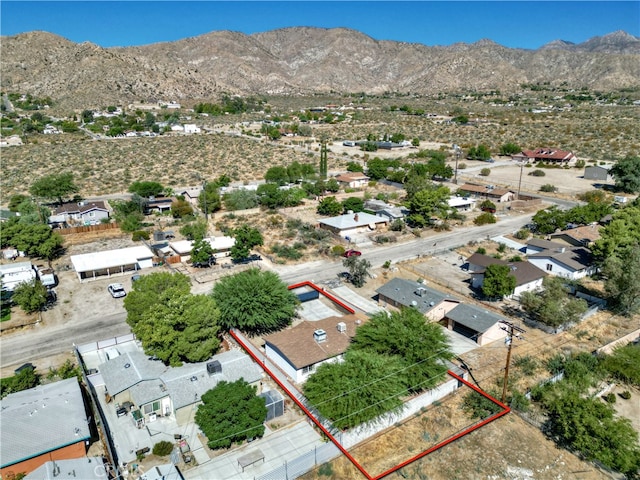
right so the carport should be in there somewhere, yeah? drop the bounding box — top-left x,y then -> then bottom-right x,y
70,245 -> 154,281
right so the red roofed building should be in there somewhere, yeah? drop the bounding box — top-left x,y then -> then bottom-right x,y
512,148 -> 577,165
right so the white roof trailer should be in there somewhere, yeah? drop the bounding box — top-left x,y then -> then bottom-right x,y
71,246 -> 154,281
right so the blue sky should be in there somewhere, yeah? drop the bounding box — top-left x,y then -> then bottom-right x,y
1,1 -> 638,50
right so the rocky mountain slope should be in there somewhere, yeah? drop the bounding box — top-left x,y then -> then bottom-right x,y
1,28 -> 639,110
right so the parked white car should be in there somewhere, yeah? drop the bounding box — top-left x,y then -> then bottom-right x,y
108,283 -> 126,298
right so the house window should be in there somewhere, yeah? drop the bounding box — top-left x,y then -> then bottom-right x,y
302,365 -> 314,374
546,264 -> 553,271
143,401 -> 161,415
89,212 -> 95,217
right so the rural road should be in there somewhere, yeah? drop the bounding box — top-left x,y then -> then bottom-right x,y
1,211 -> 536,373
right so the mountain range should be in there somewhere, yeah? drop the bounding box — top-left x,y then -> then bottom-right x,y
1,28 -> 639,110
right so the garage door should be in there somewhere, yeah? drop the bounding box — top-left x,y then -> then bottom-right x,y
452,322 -> 478,341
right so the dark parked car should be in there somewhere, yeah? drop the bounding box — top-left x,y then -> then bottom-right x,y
232,254 -> 262,264
193,257 -> 216,268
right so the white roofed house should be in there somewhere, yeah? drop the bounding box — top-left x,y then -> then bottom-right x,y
0,261 -> 36,292
317,211 -> 388,239
169,236 -> 236,262
70,245 -> 154,281
0,378 -> 92,478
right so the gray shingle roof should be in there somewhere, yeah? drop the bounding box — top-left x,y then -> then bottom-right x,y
445,304 -> 507,333
529,246 -> 593,271
98,349 -> 262,412
526,238 -> 567,251
1,378 -> 91,468
376,278 -> 459,314
468,253 -> 546,286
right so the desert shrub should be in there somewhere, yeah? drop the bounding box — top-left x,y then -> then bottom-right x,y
458,163 -> 467,170
332,245 -> 346,256
603,393 -> 616,404
271,244 -> 303,260
152,440 -> 174,456
389,219 -> 404,232
514,355 -> 539,376
474,213 -> 497,225
479,168 -> 491,176
497,242 -> 507,253
514,228 -> 530,240
620,390 -> 631,400
132,230 -> 150,241
529,169 -> 546,177
461,391 -> 502,419
475,247 -> 487,255
539,184 -> 557,192
509,255 -> 523,262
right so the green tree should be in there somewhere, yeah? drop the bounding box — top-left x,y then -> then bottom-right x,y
223,189 -> 258,211
346,161 -> 364,172
2,222 -> 64,260
499,143 -> 521,155
325,178 -> 340,193
170,198 -> 194,218
610,155 -> 640,193
366,157 -> 392,180
211,268 -> 298,334
408,185 -> 451,222
231,225 -> 264,260
592,203 -> 640,262
468,144 -> 491,160
602,244 -> 640,316
124,274 -> 220,366
199,183 -> 222,215
317,197 -> 343,216
191,239 -> 214,265
303,350 -> 406,429
341,197 -> 364,213
180,220 -> 208,241
531,206 -> 567,234
0,366 -> 40,399
29,172 -> 79,205
264,166 -> 289,185
481,264 -> 517,299
8,194 -> 29,212
350,308 -> 452,393
520,277 -> 588,328
128,181 -> 165,198
343,255 -> 371,288
12,279 -> 48,313
195,380 -> 267,449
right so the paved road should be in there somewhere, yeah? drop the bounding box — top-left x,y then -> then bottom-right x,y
1,212 -> 535,373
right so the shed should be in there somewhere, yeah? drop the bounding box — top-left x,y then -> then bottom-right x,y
584,165 -> 611,181
259,390 -> 284,421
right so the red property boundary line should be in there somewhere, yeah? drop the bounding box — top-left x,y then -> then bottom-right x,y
287,280 -> 356,314
230,329 -> 510,480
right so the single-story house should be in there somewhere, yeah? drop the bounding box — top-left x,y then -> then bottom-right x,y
0,378 -> 91,478
144,197 -> 175,214
25,457 -> 108,480
96,349 -> 262,426
457,184 -> 515,203
70,245 -> 154,280
583,165 -> 611,181
49,201 -> 110,226
442,304 -> 508,346
466,253 -> 546,298
176,186 -> 203,206
318,211 -> 388,239
334,172 -> 370,189
169,236 -> 236,261
183,124 -> 201,134
376,206 -> 409,222
550,224 -> 601,247
448,196 -> 477,212
376,278 -> 460,321
512,148 -> 577,165
0,261 -> 36,291
263,314 -> 367,384
525,239 -> 595,280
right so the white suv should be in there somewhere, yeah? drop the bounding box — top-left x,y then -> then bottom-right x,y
108,283 -> 126,298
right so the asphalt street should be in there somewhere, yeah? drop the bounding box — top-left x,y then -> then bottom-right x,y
1,211 -> 536,373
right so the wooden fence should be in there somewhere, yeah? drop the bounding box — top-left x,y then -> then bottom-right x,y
56,223 -> 121,235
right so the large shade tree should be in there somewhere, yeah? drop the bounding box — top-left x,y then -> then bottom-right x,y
124,272 -> 220,365
29,172 -> 79,205
610,155 -> 640,193
349,308 -> 453,393
210,268 -> 298,334
481,264 -> 517,299
230,225 -> 263,260
195,380 -> 267,449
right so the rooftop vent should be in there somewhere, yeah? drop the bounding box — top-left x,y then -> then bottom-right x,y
207,360 -> 222,375
415,287 -> 427,297
313,329 -> 327,343
337,322 -> 347,333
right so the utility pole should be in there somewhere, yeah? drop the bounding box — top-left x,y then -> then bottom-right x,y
453,144 -> 461,185
516,161 -> 525,200
202,180 -> 208,221
500,320 -> 526,404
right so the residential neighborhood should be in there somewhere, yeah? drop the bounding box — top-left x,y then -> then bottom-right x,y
1,28 -> 640,480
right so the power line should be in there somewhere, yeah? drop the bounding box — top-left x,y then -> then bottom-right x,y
499,320 -> 526,403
